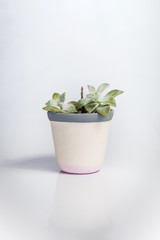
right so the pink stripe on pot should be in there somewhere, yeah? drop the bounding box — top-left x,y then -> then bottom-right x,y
58,163 -> 102,174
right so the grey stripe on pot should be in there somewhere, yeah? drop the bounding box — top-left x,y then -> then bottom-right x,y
47,110 -> 114,123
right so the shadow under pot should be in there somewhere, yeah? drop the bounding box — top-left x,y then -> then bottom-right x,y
47,111 -> 114,174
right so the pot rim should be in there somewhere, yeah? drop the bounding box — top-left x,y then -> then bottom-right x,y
47,110 -> 114,122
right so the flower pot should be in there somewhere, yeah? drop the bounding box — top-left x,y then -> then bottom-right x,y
47,111 -> 114,174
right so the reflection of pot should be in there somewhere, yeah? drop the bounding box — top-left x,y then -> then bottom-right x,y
48,111 -> 113,174
50,171 -> 108,239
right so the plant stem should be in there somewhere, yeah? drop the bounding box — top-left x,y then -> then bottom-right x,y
81,86 -> 83,99
81,86 -> 86,113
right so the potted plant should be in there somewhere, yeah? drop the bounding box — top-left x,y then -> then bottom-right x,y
43,83 -> 123,174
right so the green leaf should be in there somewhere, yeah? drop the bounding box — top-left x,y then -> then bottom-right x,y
58,102 -> 63,109
96,105 -> 111,118
52,93 -> 60,101
68,101 -> 78,107
45,99 -> 58,107
43,106 -> 63,113
97,83 -> 110,94
77,98 -> 92,109
60,92 -> 66,102
86,93 -> 99,101
85,103 -> 99,113
105,89 -> 124,98
86,94 -> 93,98
87,85 -> 96,94
62,103 -> 77,113
99,96 -> 116,107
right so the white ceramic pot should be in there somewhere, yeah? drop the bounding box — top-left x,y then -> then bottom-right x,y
47,111 -> 114,174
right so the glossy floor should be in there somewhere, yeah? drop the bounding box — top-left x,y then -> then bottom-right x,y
0,156 -> 160,240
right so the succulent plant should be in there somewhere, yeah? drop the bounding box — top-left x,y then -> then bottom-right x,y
43,92 -> 77,113
43,83 -> 123,118
77,83 -> 123,118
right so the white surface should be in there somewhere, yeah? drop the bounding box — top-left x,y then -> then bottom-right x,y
0,158 -> 160,240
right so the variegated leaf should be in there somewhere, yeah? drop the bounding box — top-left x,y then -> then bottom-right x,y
77,98 -> 92,109
45,99 -> 58,107
52,93 -> 60,101
68,101 -> 78,107
85,103 -> 99,113
105,89 -> 124,98
99,96 -> 116,107
62,103 -> 77,113
60,92 -> 66,102
96,105 -> 111,118
43,106 -> 63,113
87,85 -> 96,94
97,83 -> 110,94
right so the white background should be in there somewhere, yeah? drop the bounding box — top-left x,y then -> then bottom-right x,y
0,0 -> 160,240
